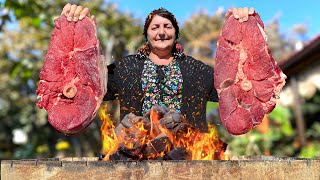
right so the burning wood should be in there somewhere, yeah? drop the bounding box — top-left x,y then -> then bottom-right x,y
99,104 -> 228,160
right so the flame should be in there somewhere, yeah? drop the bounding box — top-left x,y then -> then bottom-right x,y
99,104 -> 118,160
99,104 -> 228,160
174,124 -> 228,160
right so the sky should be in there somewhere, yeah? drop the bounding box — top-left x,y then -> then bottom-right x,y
107,0 -> 320,41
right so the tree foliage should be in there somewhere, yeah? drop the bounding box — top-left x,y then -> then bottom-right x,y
0,0 -> 143,159
264,18 -> 296,62
180,9 -> 224,66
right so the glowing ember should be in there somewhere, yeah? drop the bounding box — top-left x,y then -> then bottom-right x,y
99,104 -> 228,160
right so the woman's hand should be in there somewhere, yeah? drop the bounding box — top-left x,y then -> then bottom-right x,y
61,3 -> 94,22
225,7 -> 255,22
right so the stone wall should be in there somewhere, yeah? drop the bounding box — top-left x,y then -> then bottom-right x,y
1,156 -> 320,179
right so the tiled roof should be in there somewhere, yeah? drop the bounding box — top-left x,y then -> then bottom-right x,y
279,34 -> 320,77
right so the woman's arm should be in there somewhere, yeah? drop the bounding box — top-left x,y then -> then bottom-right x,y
103,64 -> 119,101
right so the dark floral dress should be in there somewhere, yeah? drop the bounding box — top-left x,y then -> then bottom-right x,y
141,58 -> 183,115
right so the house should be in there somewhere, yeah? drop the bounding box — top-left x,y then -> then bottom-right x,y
278,35 -> 320,147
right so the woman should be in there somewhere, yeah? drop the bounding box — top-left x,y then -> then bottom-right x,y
61,4 -> 254,132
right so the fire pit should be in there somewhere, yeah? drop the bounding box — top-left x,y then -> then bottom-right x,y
1,156 -> 320,179
3,104 -> 319,179
99,105 -> 228,161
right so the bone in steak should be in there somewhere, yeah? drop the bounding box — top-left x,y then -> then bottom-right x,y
36,15 -> 107,135
214,13 -> 286,135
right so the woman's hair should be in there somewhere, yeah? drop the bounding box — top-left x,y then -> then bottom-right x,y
137,7 -> 183,56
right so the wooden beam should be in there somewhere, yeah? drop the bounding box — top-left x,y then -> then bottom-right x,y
290,76 -> 306,147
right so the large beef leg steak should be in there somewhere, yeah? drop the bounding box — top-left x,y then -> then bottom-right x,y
214,13 -> 286,135
36,15 -> 107,135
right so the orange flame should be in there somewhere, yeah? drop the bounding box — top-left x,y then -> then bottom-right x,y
174,124 -> 228,160
99,104 -> 228,160
99,104 -> 118,160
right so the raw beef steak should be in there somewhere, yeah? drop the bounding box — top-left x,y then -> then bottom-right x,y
36,15 -> 107,135
214,13 -> 286,135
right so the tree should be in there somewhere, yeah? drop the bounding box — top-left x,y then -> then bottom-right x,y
180,9 -> 224,66
264,17 -> 295,62
0,0 -> 143,159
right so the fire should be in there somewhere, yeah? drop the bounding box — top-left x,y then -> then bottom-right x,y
99,104 -> 228,160
178,124 -> 228,160
99,105 -> 118,159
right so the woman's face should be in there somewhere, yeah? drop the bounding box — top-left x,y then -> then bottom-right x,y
147,15 -> 176,53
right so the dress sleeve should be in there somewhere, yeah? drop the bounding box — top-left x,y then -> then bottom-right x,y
208,81 -> 219,102
103,63 -> 118,101
208,65 -> 219,102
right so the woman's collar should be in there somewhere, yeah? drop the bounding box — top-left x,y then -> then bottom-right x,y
136,51 -> 185,61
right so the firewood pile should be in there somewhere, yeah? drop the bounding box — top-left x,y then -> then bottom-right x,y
100,105 -> 227,160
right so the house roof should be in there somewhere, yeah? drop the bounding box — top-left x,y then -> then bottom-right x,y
279,34 -> 320,78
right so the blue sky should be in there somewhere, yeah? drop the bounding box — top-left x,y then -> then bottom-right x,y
108,0 -> 320,41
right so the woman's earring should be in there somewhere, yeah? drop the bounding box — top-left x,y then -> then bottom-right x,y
175,43 -> 183,53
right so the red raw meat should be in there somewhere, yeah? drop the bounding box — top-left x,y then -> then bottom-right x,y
36,15 -> 107,135
214,13 -> 286,135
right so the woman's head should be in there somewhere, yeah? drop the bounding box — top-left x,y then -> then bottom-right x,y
138,8 -> 183,56
143,8 -> 180,41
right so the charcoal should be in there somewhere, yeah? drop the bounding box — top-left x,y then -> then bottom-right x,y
172,123 -> 194,136
163,110 -> 186,122
149,122 -> 162,136
147,105 -> 170,124
151,134 -> 173,153
142,134 -> 173,159
214,139 -> 228,159
156,156 -> 166,160
118,146 -> 143,158
104,106 -> 227,161
160,111 -> 182,129
165,147 -> 191,160
120,113 -> 149,129
142,143 -> 158,159
144,105 -> 170,119
109,145 -> 144,161
120,113 -> 136,128
98,153 -> 106,161
109,151 -> 132,161
114,124 -> 126,136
